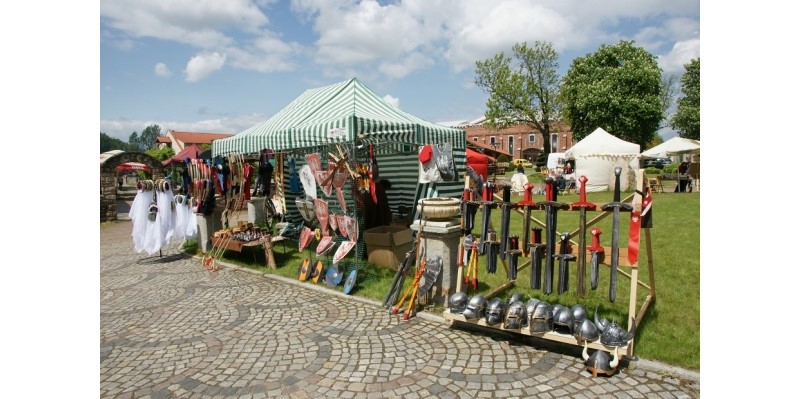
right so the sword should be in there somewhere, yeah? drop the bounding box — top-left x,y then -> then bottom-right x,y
600,167 -> 633,302
506,235 -> 521,280
529,227 -> 544,289
556,232 -> 574,294
479,182 -> 496,255
588,227 -> 605,290
539,177 -> 569,295
570,175 -> 596,297
517,182 -> 537,256
498,185 -> 514,260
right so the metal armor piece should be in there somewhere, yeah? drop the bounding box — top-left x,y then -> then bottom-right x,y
529,301 -> 553,333
463,295 -> 487,320
550,304 -> 567,322
509,293 -> 525,304
571,304 -> 588,332
449,292 -> 469,314
596,308 -> 636,347
525,298 -> 541,320
504,300 -> 526,330
485,298 -> 506,325
583,342 -> 620,377
418,256 -> 443,298
575,319 -> 600,342
553,307 -> 575,335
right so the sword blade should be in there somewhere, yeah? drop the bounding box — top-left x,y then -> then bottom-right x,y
521,207 -> 532,256
590,251 -> 599,290
544,206 -> 555,295
609,209 -> 620,302
577,208 -> 587,297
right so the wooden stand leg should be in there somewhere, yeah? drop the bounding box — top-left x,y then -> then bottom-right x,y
263,234 -> 276,269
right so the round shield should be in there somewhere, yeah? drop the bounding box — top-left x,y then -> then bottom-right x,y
325,264 -> 343,287
311,259 -> 325,284
343,268 -> 357,295
298,259 -> 311,281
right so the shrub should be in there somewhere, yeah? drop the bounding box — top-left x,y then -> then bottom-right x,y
497,154 -> 511,163
644,167 -> 662,176
663,164 -> 678,174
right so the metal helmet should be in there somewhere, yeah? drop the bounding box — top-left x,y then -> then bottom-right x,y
529,301 -> 553,333
525,298 -> 541,319
550,304 -> 567,321
596,309 -> 636,347
449,292 -> 469,314
504,300 -> 527,330
509,292 -> 525,304
463,294 -> 487,320
553,307 -> 575,335
571,304 -> 588,333
485,298 -> 506,325
574,318 -> 600,342
582,342 -> 620,377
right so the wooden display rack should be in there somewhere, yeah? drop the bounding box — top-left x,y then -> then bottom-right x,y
443,171 -> 656,359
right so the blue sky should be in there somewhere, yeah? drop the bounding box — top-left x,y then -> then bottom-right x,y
99,0 -> 700,141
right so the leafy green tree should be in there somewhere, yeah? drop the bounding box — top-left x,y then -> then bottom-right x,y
670,58 -> 700,140
561,40 -> 664,149
474,41 -> 561,161
127,124 -> 162,151
101,132 -> 137,152
145,146 -> 175,162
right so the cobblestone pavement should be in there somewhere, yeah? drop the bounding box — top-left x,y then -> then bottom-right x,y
101,220 -> 700,399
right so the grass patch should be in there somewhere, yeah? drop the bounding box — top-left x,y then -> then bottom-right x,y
181,183 -> 700,370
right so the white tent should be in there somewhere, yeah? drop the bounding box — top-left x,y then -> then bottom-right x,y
641,137 -> 700,158
565,127 -> 640,192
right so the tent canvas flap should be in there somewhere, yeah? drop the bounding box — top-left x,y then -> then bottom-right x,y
566,127 -> 640,192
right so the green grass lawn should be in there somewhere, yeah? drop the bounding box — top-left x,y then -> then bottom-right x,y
186,176 -> 700,370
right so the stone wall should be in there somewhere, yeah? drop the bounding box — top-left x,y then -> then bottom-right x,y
100,152 -> 165,222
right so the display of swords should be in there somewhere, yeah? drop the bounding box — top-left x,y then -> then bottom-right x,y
444,166 -> 639,303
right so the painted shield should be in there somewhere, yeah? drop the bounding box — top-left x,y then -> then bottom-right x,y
329,212 -> 339,234
311,259 -> 325,284
336,188 -> 348,214
305,153 -> 322,174
295,196 -> 316,223
299,164 -> 317,199
315,170 -> 333,197
298,258 -> 311,281
333,240 -> 356,263
332,165 -> 348,189
344,216 -> 359,242
298,226 -> 314,252
316,235 -> 335,256
343,268 -> 357,295
324,264 -> 343,287
337,214 -> 349,238
314,198 -> 330,237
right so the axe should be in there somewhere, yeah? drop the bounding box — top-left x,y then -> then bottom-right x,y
570,175 -> 597,297
600,167 -> 633,302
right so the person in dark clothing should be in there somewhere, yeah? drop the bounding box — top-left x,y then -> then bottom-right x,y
362,179 -> 393,230
255,149 -> 273,197
675,161 -> 692,192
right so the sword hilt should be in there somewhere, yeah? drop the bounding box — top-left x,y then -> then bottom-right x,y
570,175 -> 596,210
613,166 -> 622,202
589,227 -> 604,252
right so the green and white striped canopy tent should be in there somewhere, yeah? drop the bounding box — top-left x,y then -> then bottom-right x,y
213,77 -> 466,229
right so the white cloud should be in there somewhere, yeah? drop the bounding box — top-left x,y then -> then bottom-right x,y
100,113 -> 267,140
658,38 -> 700,74
184,52 -> 227,82
382,94 -> 400,109
154,63 -> 171,77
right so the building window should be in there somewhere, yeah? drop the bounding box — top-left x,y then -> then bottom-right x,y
473,136 -> 479,141
550,133 -> 558,153
528,134 -> 536,143
490,136 -> 496,146
508,136 -> 515,156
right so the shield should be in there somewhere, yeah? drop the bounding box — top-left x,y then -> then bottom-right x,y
316,235 -> 335,256
298,226 -> 314,252
299,165 -> 316,199
305,153 -> 322,174
295,197 -> 316,223
336,185 -> 349,214
337,215 -> 349,239
298,258 -> 311,281
417,256 -> 443,298
314,198 -> 330,237
324,264 -> 343,287
311,259 -> 325,283
329,212 -> 339,234
343,268 -> 357,295
344,216 -> 359,242
333,240 -> 356,263
316,170 -> 333,197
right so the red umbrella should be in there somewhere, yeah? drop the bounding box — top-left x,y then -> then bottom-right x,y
116,162 -> 151,172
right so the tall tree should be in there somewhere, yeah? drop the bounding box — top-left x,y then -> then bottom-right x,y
127,124 -> 162,152
670,58 -> 700,140
561,40 -> 664,149
474,41 -> 561,161
101,132 -> 137,153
